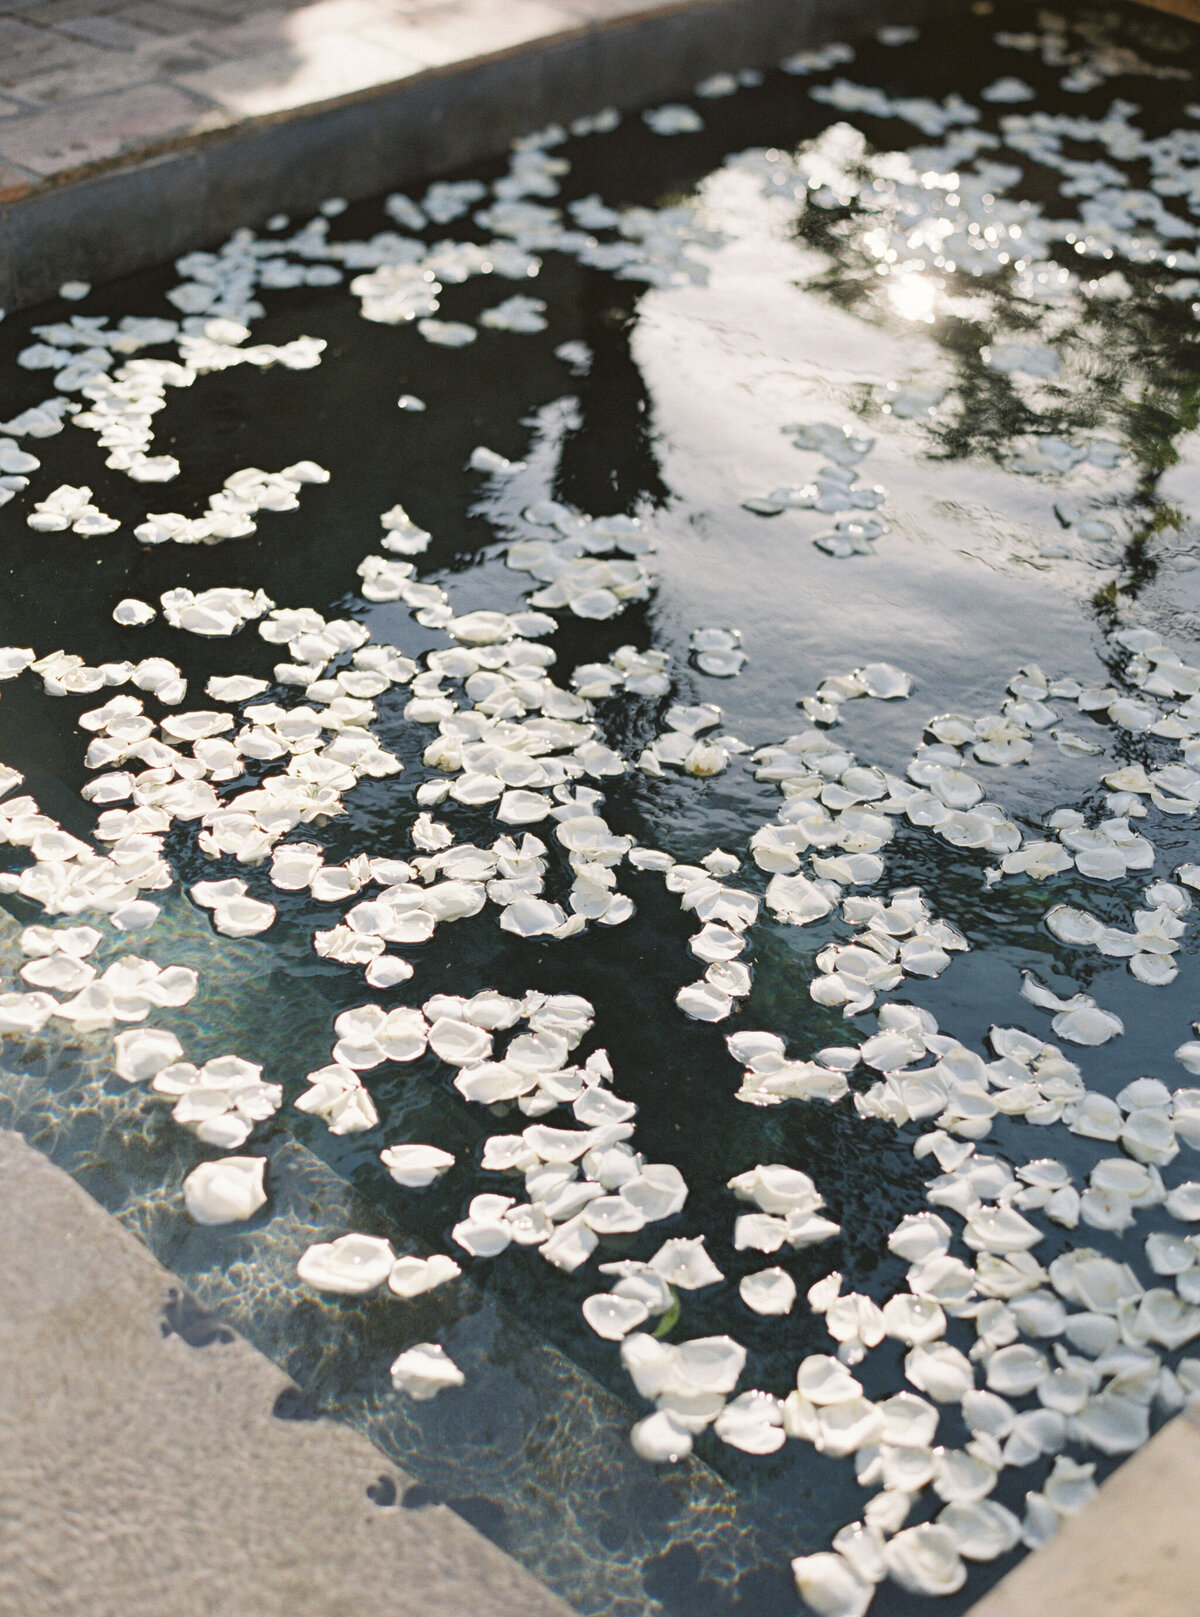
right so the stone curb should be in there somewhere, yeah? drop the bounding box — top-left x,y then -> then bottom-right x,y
0,1128 -> 576,1617
965,1406 -> 1200,1617
0,0 -> 932,309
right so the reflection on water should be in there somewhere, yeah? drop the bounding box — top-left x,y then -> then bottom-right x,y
1,2 -> 1200,1613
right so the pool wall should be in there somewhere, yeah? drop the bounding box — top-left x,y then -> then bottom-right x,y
0,0 -> 941,311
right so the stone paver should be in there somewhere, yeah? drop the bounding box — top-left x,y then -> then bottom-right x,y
172,27 -> 422,116
0,0 -> 669,197
1,0 -> 1195,216
0,1129 -> 575,1617
0,81 -> 222,172
0,161 -> 36,201
4,0 -> 896,309
966,1408 -> 1200,1617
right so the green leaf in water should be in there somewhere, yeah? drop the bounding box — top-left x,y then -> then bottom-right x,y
653,1289 -> 680,1338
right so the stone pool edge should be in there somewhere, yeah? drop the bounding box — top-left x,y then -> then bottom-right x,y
0,1127 -> 577,1617
0,0 -> 936,312
963,1404 -> 1200,1617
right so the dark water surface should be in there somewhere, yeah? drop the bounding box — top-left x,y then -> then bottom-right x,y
2,3 -> 1200,1613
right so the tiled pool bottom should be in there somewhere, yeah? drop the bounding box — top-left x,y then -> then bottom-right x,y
3,3 -> 1200,1614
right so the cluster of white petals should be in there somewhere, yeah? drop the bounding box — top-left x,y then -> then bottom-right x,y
6,23 -> 1200,1614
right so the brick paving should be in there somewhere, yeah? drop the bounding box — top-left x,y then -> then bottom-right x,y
0,0 -> 675,200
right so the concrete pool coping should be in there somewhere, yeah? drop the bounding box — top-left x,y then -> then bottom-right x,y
0,0 -> 937,310
0,1127 -> 577,1617
964,1406 -> 1200,1617
6,1118 -> 1200,1617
